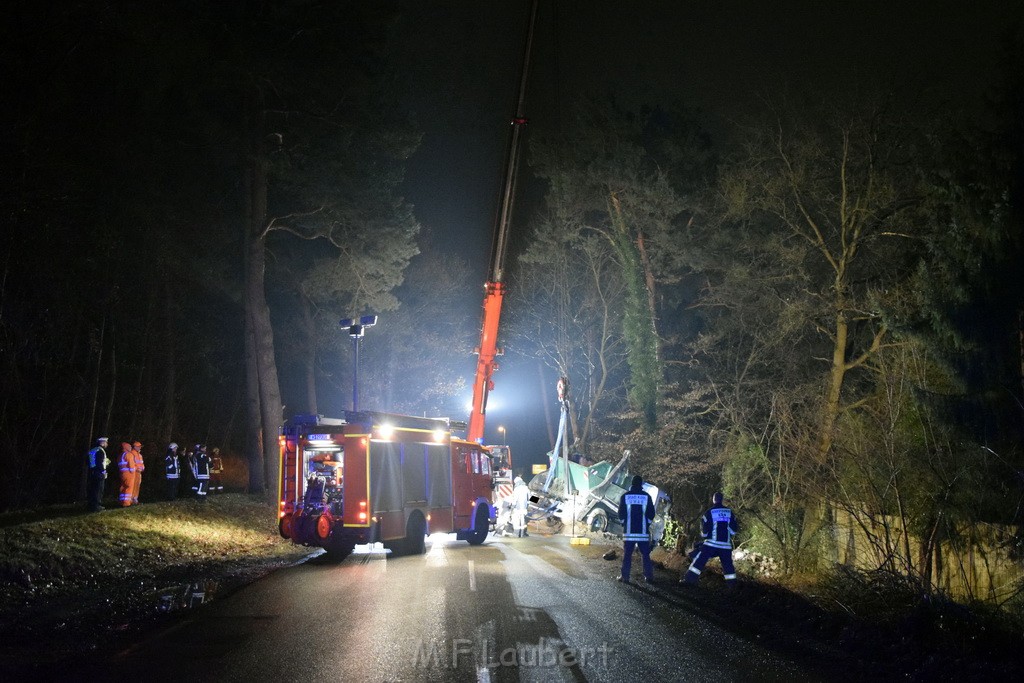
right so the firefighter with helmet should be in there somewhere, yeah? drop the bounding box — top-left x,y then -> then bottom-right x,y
210,447 -> 224,493
681,491 -> 739,586
193,444 -> 211,501
164,442 -> 181,500
617,474 -> 655,584
86,437 -> 110,512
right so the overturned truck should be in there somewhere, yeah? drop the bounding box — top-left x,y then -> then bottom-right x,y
527,448 -> 672,543
522,379 -> 671,541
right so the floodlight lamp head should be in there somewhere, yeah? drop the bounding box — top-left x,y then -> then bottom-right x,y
340,315 -> 378,338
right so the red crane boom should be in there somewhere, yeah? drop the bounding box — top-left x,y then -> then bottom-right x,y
467,0 -> 538,444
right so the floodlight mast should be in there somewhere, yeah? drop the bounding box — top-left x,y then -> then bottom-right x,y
467,0 -> 538,444
339,314 -> 377,412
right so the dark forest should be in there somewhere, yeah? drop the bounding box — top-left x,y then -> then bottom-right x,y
3,1 -> 1023,598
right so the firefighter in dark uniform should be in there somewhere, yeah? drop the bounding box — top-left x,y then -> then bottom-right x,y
681,491 -> 739,586
617,475 -> 656,584
86,437 -> 110,512
209,447 -> 224,493
194,444 -> 211,502
164,442 -> 181,500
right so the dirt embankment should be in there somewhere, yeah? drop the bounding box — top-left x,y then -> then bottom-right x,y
575,533 -> 1024,680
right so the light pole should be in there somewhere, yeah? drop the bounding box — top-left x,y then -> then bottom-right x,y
339,315 -> 377,412
498,425 -> 506,446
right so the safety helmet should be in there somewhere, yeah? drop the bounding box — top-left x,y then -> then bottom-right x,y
194,444 -> 202,451
712,491 -> 724,505
133,441 -> 142,449
97,437 -> 108,444
168,442 -> 178,450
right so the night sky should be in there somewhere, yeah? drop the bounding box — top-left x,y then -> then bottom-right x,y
384,1 -> 1023,470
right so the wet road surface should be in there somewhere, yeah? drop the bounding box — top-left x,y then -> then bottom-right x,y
70,533 -> 820,682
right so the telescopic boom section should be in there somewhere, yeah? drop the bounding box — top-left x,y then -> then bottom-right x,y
467,0 -> 538,444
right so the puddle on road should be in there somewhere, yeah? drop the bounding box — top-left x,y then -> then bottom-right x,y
501,543 -> 591,580
156,580 -> 219,613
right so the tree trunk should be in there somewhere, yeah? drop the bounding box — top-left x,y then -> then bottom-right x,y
161,278 -> 177,445
635,228 -> 660,358
818,309 -> 849,462
103,342 -> 116,439
1018,308 -> 1024,405
539,362 -> 555,449
80,317 -> 105,502
300,293 -> 318,415
244,303 -> 265,493
609,192 -> 660,427
243,139 -> 284,496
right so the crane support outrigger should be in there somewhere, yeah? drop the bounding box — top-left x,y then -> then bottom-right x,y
467,0 -> 539,445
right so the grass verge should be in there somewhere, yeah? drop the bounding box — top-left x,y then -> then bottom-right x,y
0,494 -> 311,672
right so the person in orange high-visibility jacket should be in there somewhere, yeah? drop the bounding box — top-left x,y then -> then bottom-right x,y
118,442 -> 136,507
130,441 -> 145,505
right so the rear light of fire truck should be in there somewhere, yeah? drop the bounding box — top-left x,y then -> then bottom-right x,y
358,500 -> 367,522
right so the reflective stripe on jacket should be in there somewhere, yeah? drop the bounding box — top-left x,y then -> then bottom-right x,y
701,504 -> 739,549
618,488 -> 655,542
87,446 -> 107,473
165,452 -> 180,479
119,444 -> 135,473
195,453 -> 211,480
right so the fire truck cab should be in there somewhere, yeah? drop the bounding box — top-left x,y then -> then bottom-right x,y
278,412 -> 496,561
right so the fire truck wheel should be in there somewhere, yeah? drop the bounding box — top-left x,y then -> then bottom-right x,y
405,513 -> 427,555
587,508 -> 609,533
324,534 -> 354,562
316,514 -> 332,541
467,505 -> 489,545
278,514 -> 294,539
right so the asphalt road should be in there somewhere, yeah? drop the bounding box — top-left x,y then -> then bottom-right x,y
70,533 -> 819,682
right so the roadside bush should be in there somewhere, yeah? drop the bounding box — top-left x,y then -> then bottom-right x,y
660,516 -> 681,552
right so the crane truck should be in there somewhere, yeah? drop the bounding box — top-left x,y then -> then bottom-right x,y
276,1 -> 539,560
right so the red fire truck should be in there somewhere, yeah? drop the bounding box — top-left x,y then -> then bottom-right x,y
277,412 -> 495,560
278,3 -> 540,559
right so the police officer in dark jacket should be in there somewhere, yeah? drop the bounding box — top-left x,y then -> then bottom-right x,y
86,437 -> 110,512
617,475 -> 656,584
164,442 -> 181,500
681,491 -> 739,586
